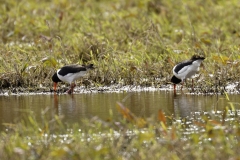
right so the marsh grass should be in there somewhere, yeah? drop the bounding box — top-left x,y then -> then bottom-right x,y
1,1 -> 240,159
1,0 -> 240,93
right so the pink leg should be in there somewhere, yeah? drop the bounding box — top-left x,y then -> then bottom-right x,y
181,81 -> 184,91
174,84 -> 177,95
67,83 -> 76,94
192,79 -> 194,91
72,83 -> 76,93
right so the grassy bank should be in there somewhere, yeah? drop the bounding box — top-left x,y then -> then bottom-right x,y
1,0 -> 240,93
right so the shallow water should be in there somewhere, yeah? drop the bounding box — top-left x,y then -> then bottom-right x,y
0,91 -> 240,131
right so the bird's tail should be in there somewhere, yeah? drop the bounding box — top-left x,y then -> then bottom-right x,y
85,64 -> 95,70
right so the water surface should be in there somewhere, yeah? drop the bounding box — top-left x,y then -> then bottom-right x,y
0,91 -> 239,130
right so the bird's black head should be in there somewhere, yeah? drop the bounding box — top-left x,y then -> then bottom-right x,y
190,55 -> 205,61
52,73 -> 62,83
171,75 -> 182,84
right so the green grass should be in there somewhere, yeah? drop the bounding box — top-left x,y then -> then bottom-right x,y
1,0 -> 240,92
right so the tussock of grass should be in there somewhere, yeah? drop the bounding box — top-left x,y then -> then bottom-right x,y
1,0 -> 240,93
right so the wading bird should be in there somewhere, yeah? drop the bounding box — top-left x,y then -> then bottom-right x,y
171,55 -> 205,93
52,64 -> 94,94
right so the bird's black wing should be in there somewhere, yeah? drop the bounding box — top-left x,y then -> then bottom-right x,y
174,60 -> 193,74
58,65 -> 87,76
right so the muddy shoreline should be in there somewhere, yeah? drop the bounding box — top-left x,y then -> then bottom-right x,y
0,83 -> 239,96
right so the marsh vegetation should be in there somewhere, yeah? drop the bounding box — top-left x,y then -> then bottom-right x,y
0,0 -> 240,159
1,0 -> 240,93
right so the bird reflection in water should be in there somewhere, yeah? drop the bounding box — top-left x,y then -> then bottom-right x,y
53,93 -> 77,118
173,94 -> 202,119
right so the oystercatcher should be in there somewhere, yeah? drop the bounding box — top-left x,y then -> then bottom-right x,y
52,64 -> 94,94
171,55 -> 205,93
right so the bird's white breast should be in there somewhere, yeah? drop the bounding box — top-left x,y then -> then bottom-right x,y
57,69 -> 87,83
173,59 -> 203,80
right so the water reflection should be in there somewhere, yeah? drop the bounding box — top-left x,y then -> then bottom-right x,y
173,94 -> 204,118
172,93 -> 232,118
54,94 -> 77,118
0,91 -> 239,131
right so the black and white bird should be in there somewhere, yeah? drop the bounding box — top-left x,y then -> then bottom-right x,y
171,55 -> 205,92
52,64 -> 94,94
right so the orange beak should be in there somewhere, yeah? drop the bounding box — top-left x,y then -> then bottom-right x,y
54,82 -> 57,91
